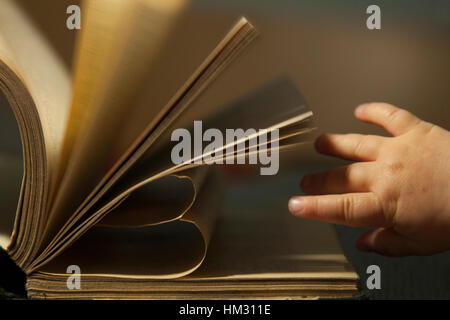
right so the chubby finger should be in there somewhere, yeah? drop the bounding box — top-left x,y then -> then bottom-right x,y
315,133 -> 384,161
356,228 -> 418,256
355,102 -> 421,136
301,163 -> 372,195
288,192 -> 386,227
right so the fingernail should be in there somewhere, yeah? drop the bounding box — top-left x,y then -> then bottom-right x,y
355,104 -> 367,116
314,135 -> 326,152
289,198 -> 305,216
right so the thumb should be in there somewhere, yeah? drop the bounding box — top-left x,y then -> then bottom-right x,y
356,227 -> 418,257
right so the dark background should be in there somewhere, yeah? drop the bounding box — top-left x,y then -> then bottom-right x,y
1,0 -> 449,299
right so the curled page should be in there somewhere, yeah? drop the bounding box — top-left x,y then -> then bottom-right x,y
35,169 -> 224,279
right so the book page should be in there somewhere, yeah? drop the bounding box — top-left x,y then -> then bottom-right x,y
29,130 -> 311,273
43,0 -> 190,251
81,77 -> 313,216
0,0 -> 71,184
0,0 -> 71,265
14,0 -> 79,69
27,181 -> 357,299
187,209 -> 354,280
35,170 -> 223,278
37,13 -> 257,264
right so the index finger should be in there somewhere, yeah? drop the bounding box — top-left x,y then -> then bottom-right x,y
289,192 -> 389,228
355,103 -> 421,136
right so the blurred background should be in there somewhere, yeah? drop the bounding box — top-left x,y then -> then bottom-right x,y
0,0 -> 449,299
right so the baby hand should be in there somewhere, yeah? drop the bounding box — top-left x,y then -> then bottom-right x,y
288,103 -> 450,256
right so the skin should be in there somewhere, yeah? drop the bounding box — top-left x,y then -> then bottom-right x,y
288,103 -> 450,256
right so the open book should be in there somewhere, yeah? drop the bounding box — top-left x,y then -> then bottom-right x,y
0,0 -> 358,299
